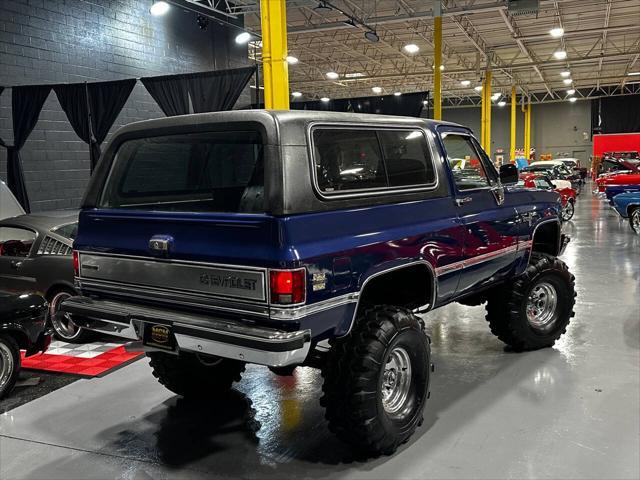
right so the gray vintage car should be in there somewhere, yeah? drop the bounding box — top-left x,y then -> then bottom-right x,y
0,210 -> 87,342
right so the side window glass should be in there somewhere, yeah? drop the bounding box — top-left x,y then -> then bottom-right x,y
441,133 -> 491,190
0,227 -> 36,257
378,130 -> 436,187
313,129 -> 386,193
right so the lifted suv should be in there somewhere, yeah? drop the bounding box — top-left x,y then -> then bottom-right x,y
62,111 -> 575,456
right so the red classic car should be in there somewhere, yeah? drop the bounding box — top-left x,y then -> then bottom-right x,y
519,173 -> 577,221
596,172 -> 640,193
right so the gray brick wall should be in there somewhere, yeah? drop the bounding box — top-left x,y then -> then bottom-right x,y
0,0 -> 250,211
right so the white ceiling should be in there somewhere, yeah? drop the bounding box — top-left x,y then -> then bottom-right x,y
195,0 -> 640,102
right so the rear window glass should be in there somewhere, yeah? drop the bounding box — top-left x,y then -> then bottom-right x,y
100,131 -> 264,213
312,128 -> 435,194
51,223 -> 78,240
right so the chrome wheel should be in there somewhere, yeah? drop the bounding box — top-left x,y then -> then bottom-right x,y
50,291 -> 81,340
0,341 -> 15,393
561,201 -> 574,221
526,281 -> 558,331
631,210 -> 640,235
381,346 -> 412,415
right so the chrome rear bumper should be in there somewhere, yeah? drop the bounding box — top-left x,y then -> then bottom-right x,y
60,296 -> 311,367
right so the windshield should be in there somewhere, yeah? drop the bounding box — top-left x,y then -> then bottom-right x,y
99,131 -> 265,213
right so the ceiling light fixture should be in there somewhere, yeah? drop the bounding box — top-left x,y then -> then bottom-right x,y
563,78 -> 573,85
320,97 -> 330,102
404,43 -> 420,54
314,1 -> 332,12
568,97 -> 577,103
628,72 -> 640,76
372,86 -> 382,94
460,80 -> 471,87
549,27 -> 564,38
365,30 -> 379,43
423,100 -> 428,105
235,32 -> 251,44
292,91 -> 302,97
345,72 -> 365,78
149,1 -> 170,16
286,56 -> 299,64
394,91 -> 402,96
474,86 -> 483,92
491,92 -> 501,101
560,70 -> 571,77
566,89 -> 576,95
498,101 -> 506,107
553,50 -> 567,60
326,71 -> 339,79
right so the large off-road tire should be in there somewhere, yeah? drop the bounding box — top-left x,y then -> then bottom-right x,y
629,207 -> 640,236
48,288 -> 90,343
486,252 -> 576,351
0,334 -> 21,400
147,352 -> 245,397
320,305 -> 432,457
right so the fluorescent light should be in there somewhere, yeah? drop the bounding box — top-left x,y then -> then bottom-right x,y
345,72 -> 365,78
553,50 -> 567,60
372,86 -> 382,94
326,71 -> 339,79
320,97 -> 330,102
235,32 -> 251,44
474,85 -> 483,92
560,70 -> 571,77
568,97 -> 577,103
563,78 -> 573,85
498,101 -> 506,107
566,89 -> 576,95
460,80 -> 471,87
394,91 -> 402,96
149,1 -> 170,16
292,91 -> 302,97
628,72 -> 640,76
286,56 -> 299,64
404,43 -> 420,54
491,92 -> 501,101
423,100 -> 428,105
549,27 -> 564,38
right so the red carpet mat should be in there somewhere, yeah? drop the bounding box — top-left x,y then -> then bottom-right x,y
21,340 -> 144,377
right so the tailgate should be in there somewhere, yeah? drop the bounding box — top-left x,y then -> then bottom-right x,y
74,210 -> 279,304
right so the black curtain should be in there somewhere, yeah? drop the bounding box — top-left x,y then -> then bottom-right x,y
4,85 -> 53,213
597,94 -> 640,134
141,67 -> 256,116
290,91 -> 428,117
54,79 -> 135,171
187,67 -> 256,113
140,74 -> 190,116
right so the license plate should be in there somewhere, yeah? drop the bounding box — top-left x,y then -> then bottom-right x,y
143,323 -> 176,351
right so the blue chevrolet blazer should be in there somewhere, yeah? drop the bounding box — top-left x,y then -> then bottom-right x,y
61,110 -> 576,456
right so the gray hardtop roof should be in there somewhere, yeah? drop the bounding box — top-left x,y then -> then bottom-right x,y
111,109 -> 465,144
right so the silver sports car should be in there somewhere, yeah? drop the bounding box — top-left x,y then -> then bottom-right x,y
0,210 -> 89,342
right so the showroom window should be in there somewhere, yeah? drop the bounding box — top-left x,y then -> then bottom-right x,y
100,131 -> 264,213
0,227 -> 37,257
312,127 -> 436,194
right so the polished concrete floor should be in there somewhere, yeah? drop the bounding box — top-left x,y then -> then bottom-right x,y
1,193 -> 638,480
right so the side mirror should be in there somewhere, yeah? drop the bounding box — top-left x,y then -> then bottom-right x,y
499,164 -> 519,185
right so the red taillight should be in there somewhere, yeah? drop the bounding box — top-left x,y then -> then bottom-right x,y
72,251 -> 80,277
269,268 -> 306,305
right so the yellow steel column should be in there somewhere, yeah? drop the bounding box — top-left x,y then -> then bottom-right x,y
510,85 -> 516,162
261,0 -> 289,110
433,2 -> 442,120
480,79 -> 485,150
484,70 -> 492,156
526,98 -> 532,161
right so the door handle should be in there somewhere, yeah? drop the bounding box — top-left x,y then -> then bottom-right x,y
455,196 -> 473,206
10,260 -> 23,269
